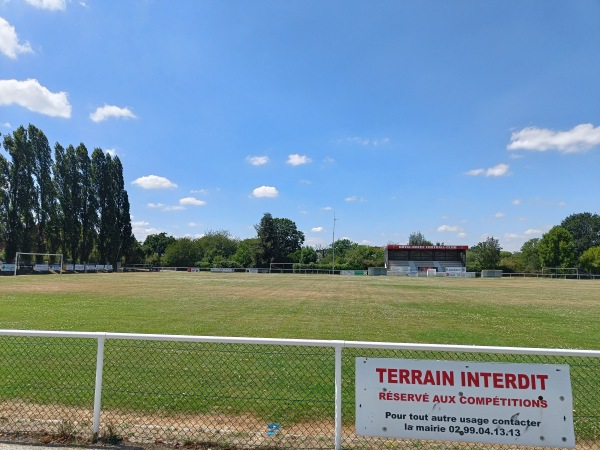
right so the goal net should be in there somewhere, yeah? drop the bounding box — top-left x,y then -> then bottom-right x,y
14,252 -> 64,275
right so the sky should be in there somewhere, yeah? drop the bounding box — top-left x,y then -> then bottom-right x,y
1,0 -> 599,252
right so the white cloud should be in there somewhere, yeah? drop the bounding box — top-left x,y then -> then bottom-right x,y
0,78 -> 71,118
132,175 -> 177,189
467,163 -> 509,177
466,168 -> 484,176
246,155 -> 269,166
147,202 -> 185,212
105,148 -> 117,157
340,136 -> 391,146
25,0 -> 66,10
287,154 -> 312,166
322,206 -> 333,211
0,17 -> 33,59
251,186 -> 278,198
495,212 -> 504,218
2,122 -> 11,128
457,232 -> 467,239
90,104 -> 137,122
486,163 -> 509,176
311,226 -> 324,232
525,228 -> 543,236
345,195 -> 365,202
512,199 -> 522,206
508,123 -> 600,153
179,197 -> 206,206
437,225 -> 464,233
131,221 -> 161,242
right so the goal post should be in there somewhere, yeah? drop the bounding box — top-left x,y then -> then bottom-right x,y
14,252 -> 64,276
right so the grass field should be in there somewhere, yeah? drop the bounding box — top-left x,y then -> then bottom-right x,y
1,271 -> 599,349
1,272 -> 599,445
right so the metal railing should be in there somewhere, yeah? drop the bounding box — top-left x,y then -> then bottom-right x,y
0,330 -> 598,449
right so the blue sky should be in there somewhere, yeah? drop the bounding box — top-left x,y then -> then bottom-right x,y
1,0 -> 599,252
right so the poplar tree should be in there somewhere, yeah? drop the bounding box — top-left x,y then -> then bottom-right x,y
3,126 -> 35,260
76,143 -> 97,263
54,144 -> 83,262
28,124 -> 56,255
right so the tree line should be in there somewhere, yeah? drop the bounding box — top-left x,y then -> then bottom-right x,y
137,213 -> 600,273
466,212 -> 600,274
136,212 -> 385,270
0,124 -> 133,267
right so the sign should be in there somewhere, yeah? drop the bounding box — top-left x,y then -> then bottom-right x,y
387,245 -> 469,250
446,267 -> 466,273
34,263 -> 49,271
356,358 -> 575,448
1,263 -> 16,272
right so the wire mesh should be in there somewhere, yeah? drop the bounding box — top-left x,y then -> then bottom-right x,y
0,333 -> 598,449
0,335 -> 97,442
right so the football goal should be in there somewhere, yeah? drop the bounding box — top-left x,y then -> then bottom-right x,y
14,252 -> 64,276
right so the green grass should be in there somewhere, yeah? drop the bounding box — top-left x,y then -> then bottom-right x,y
1,272 -> 599,348
0,272 -> 599,439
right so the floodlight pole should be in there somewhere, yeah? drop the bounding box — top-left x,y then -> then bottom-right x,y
332,212 -> 337,274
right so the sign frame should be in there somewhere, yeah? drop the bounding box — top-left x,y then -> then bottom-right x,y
356,358 -> 575,448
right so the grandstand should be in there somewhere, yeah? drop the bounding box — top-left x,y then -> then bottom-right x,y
385,245 -> 468,276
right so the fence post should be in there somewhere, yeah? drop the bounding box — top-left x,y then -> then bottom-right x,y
334,344 -> 342,450
92,334 -> 106,441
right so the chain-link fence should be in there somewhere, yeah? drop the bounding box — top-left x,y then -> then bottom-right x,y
0,330 -> 598,449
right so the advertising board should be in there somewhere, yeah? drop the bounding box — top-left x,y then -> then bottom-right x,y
356,358 -> 575,448
1,263 -> 16,272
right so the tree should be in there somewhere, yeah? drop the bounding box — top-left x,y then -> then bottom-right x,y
0,146 -> 10,256
290,246 -> 318,264
408,231 -> 433,246
143,232 -> 176,265
467,236 -> 502,271
579,246 -> 600,274
560,212 -> 600,259
111,156 -> 134,266
498,251 -> 523,274
254,213 -> 305,266
344,245 -> 384,269
273,217 -> 305,262
3,126 -> 35,260
198,230 -> 238,265
537,226 -> 575,269
520,238 -> 541,273
92,151 -> 132,266
255,213 -> 276,267
233,238 -> 260,268
28,124 -> 56,255
76,144 -> 97,263
162,238 -> 202,267
54,143 -> 82,261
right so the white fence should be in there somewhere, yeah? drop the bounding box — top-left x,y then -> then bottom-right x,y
0,329 -> 598,449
